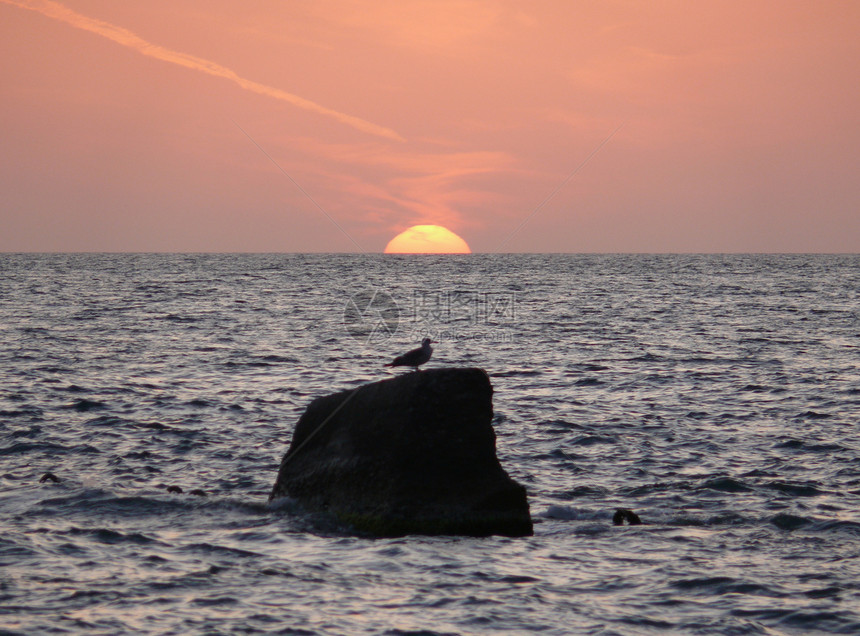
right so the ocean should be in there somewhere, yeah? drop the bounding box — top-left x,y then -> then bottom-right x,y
1,253 -> 859,635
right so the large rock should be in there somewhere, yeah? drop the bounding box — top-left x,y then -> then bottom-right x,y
270,368 -> 533,537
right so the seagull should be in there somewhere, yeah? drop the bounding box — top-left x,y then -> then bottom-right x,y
385,338 -> 434,370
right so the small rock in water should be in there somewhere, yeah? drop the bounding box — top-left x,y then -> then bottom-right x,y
166,485 -> 183,494
613,508 -> 643,526
189,489 -> 207,497
39,472 -> 60,483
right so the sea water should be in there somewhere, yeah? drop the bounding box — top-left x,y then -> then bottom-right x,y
1,253 -> 859,634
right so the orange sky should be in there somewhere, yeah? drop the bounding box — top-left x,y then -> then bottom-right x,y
2,0 -> 858,252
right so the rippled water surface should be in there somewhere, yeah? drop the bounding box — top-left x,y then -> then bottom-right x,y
2,253 -> 859,634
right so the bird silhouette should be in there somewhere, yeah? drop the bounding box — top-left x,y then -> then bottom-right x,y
385,338 -> 434,370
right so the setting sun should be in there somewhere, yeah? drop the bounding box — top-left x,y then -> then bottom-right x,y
384,225 -> 471,254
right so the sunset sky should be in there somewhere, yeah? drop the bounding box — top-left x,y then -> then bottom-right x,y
2,1 -> 858,252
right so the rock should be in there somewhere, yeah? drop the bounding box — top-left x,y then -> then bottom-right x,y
270,368 -> 533,537
613,508 -> 643,526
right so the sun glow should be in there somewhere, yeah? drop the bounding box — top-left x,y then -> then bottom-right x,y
384,225 -> 471,254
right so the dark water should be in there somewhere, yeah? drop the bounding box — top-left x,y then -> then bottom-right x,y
1,253 -> 859,635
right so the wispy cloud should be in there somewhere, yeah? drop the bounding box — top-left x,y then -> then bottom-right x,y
280,137 -> 520,233
3,0 -> 404,141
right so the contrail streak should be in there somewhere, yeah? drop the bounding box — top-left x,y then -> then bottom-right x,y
3,0 -> 405,142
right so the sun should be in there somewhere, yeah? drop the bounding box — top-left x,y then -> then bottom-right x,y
384,225 -> 471,254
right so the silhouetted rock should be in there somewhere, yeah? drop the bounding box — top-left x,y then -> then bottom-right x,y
613,508 -> 642,526
270,368 -> 532,537
39,472 -> 60,483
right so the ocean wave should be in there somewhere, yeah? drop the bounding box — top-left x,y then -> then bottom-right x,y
3,253 -> 860,635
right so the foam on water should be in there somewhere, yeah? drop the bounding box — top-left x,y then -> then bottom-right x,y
1,253 -> 859,634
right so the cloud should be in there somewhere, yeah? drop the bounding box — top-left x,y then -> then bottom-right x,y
277,137 -> 521,234
2,0 -> 404,141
